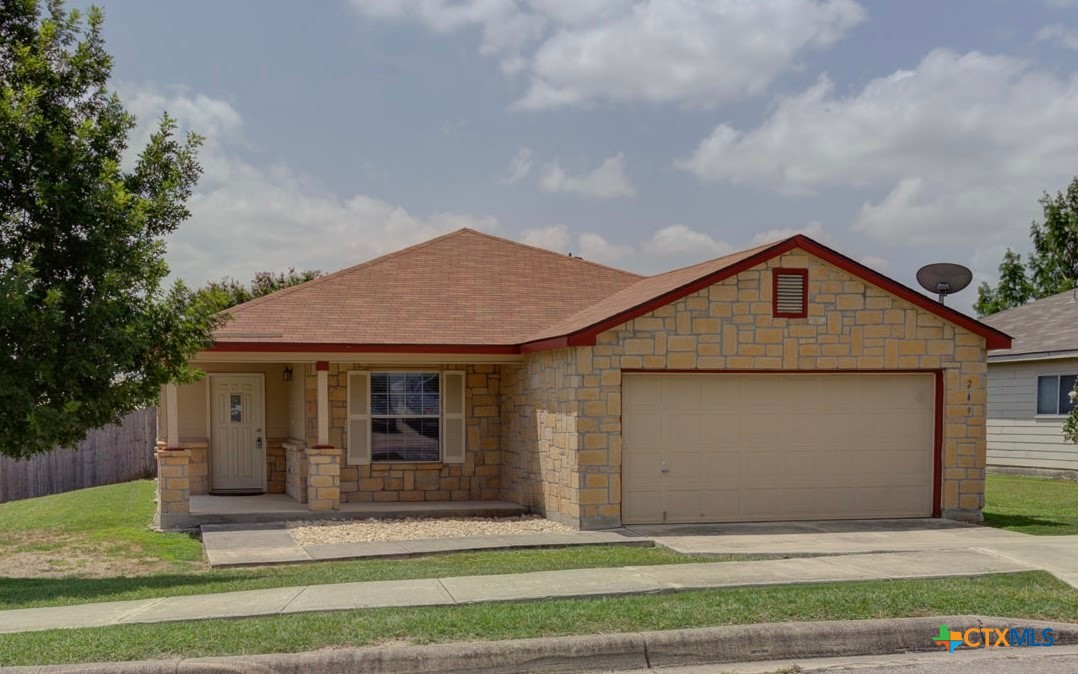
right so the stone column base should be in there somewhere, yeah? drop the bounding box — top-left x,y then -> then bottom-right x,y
156,446 -> 192,530
306,446 -> 341,511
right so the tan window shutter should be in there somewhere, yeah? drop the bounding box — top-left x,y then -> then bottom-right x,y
347,371 -> 371,465
442,370 -> 466,464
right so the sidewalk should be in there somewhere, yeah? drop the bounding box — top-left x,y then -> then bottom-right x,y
0,548 -> 1036,635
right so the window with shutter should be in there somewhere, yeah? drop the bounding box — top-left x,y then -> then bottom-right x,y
346,369 -> 466,464
772,268 -> 808,318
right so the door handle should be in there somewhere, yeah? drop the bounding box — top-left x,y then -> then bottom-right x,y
660,460 -> 670,474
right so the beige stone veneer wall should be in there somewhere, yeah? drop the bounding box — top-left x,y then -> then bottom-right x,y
507,251 -> 988,529
500,349 -> 588,527
302,363 -> 502,502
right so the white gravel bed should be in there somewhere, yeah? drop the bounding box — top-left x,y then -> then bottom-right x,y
286,515 -> 574,545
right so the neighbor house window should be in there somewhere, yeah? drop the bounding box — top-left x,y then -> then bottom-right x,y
345,370 -> 466,465
773,268 -> 808,318
1036,374 -> 1077,416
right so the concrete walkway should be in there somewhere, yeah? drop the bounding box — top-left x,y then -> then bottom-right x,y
626,519 -> 1078,590
0,548 -> 1038,635
201,523 -> 652,567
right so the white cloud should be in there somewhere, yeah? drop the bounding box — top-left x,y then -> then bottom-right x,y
644,225 -> 733,257
521,223 -> 571,252
503,147 -> 534,184
678,49 -> 1078,245
540,153 -> 637,199
351,0 -> 864,109
1037,24 -> 1078,50
750,221 -> 829,246
122,85 -> 498,286
578,232 -> 631,263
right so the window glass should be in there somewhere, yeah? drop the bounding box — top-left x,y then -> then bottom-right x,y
1037,376 -> 1059,415
230,394 -> 242,423
1060,374 -> 1077,415
370,372 -> 440,462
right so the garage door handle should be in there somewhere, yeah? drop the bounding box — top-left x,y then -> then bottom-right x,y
660,460 -> 670,474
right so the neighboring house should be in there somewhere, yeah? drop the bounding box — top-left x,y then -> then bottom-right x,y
156,229 -> 1010,529
981,290 -> 1078,478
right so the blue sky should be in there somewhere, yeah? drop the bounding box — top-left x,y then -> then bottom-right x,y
80,0 -> 1078,313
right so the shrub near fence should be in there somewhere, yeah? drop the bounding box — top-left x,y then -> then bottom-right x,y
0,407 -> 157,503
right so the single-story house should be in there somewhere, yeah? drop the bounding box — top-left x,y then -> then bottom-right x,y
981,290 -> 1078,478
155,229 -> 1011,529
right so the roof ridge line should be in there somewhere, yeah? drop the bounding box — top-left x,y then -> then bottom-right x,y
460,228 -> 646,279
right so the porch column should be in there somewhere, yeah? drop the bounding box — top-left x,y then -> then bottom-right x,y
316,361 -> 330,446
155,447 -> 191,529
164,383 -> 179,448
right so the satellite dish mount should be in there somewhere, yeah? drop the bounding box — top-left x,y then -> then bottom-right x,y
916,263 -> 973,305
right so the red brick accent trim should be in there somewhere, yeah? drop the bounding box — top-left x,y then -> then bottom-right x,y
315,361 -> 329,371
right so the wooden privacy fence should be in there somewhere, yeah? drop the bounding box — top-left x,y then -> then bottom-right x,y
0,407 -> 157,503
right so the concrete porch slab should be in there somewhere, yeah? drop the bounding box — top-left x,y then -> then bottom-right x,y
188,496 -> 527,527
203,524 -> 651,568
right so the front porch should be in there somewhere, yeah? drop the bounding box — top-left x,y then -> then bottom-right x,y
187,493 -> 527,527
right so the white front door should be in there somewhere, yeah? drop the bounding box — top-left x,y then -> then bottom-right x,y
210,374 -> 266,492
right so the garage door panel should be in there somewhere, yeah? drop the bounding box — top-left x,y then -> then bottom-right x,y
623,413 -> 662,447
667,414 -> 702,447
623,451 -> 661,487
664,452 -> 702,483
701,415 -> 741,444
623,373 -> 935,524
740,414 -> 779,446
662,377 -> 702,407
776,413 -> 818,446
623,489 -> 662,524
741,450 -> 779,482
703,452 -> 740,486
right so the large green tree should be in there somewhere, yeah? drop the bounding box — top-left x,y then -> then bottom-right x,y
976,178 -> 1078,316
0,0 -> 222,458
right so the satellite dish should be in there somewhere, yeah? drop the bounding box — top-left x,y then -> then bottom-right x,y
916,263 -> 973,305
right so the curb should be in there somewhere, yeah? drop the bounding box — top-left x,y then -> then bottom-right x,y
7,615 -> 1077,673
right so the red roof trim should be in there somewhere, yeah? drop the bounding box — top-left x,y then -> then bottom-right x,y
522,239 -> 801,348
519,235 -> 1011,351
518,336 -> 569,354
207,342 -> 522,355
787,236 -> 1011,350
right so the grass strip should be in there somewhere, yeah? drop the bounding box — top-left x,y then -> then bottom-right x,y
983,474 -> 1078,535
0,571 -> 1073,666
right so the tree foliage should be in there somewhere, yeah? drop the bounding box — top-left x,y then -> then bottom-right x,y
200,269 -> 322,310
0,0 -> 222,458
976,178 -> 1078,316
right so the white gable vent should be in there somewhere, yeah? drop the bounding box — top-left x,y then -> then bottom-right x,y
773,269 -> 807,318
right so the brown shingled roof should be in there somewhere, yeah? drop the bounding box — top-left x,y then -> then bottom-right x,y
981,289 -> 1078,359
213,229 -> 642,347
207,229 -> 1011,354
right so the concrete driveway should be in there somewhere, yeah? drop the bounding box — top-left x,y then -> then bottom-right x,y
624,519 -> 1078,589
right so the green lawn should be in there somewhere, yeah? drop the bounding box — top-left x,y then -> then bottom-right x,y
983,474 -> 1078,535
0,481 -> 696,610
0,571 -> 1072,666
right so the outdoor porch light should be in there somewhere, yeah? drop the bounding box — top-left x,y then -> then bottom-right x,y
283,366 -> 293,382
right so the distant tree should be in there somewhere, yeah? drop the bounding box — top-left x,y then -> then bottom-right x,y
200,269 -> 322,310
976,177 -> 1078,317
0,0 -> 221,459
973,250 -> 1034,316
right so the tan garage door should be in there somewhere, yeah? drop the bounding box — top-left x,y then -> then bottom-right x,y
622,373 -> 936,524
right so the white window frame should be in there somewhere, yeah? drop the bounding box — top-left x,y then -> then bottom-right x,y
346,369 -> 466,465
1035,374 -> 1078,417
